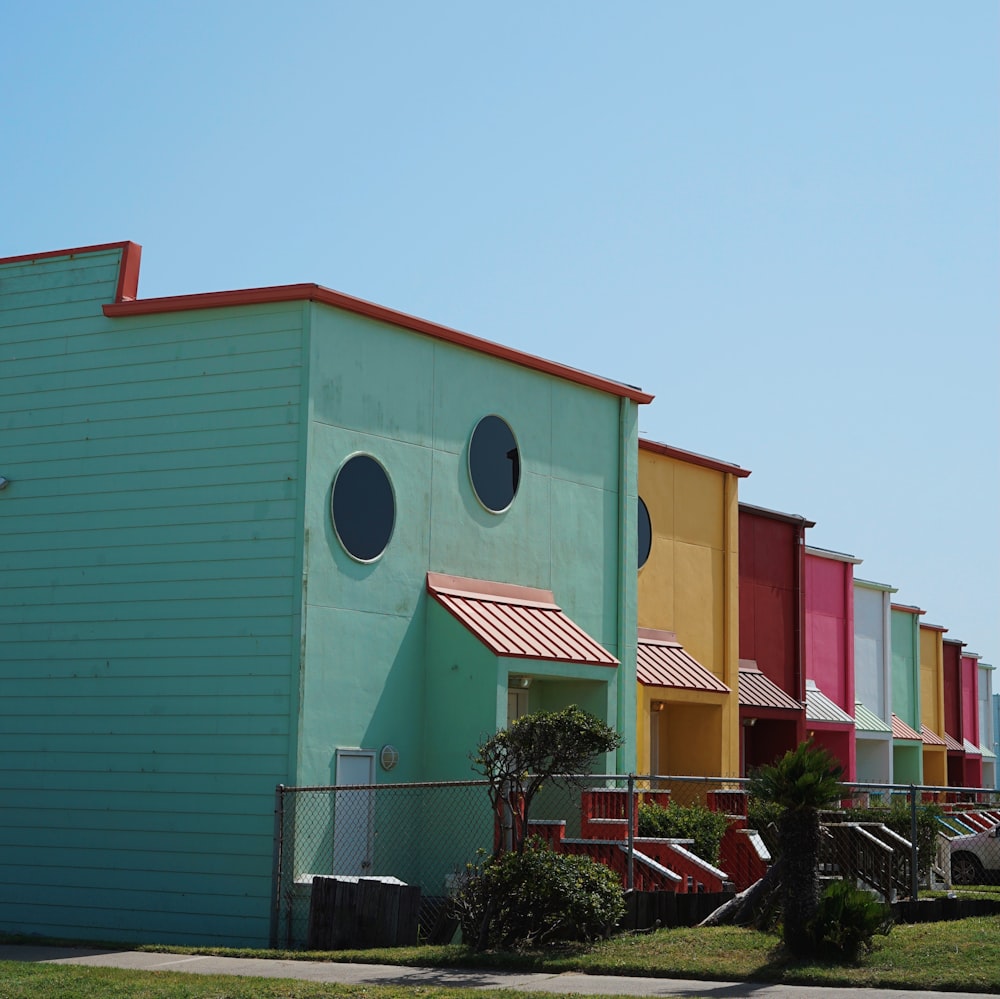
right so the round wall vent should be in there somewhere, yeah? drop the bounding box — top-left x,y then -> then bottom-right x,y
379,744 -> 400,772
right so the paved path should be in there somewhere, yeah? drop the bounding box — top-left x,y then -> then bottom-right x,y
0,944 -> 992,999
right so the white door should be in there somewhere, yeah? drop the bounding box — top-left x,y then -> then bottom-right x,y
507,689 -> 529,724
333,749 -> 375,875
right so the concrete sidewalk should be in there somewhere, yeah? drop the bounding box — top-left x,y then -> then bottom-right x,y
0,944 -> 993,999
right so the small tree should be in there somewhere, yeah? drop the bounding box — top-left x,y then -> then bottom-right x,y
748,740 -> 845,957
472,705 -> 622,855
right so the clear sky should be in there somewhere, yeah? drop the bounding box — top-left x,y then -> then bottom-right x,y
3,3 -> 997,668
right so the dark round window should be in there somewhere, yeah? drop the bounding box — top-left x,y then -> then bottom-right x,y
469,415 -> 520,513
638,496 -> 652,569
331,454 -> 395,562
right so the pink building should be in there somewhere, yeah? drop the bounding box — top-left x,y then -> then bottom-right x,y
804,547 -> 860,781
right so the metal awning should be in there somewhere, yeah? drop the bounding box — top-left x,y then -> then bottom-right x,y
854,702 -> 892,734
737,661 -> 803,712
426,572 -> 618,666
944,732 -> 964,753
637,629 -> 729,693
805,680 -> 854,725
920,724 -> 946,747
962,738 -> 982,758
891,714 -> 923,741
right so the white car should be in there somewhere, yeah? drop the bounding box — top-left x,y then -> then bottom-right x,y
949,824 -> 1000,885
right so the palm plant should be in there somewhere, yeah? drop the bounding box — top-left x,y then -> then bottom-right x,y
748,740 -> 845,956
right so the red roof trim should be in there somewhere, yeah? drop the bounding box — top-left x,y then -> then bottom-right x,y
0,241 -> 142,303
639,439 -> 751,478
920,622 -> 949,633
891,603 -> 925,616
103,283 -> 654,404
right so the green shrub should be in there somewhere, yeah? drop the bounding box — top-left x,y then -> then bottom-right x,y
808,879 -> 893,961
453,839 -> 625,950
637,800 -> 729,866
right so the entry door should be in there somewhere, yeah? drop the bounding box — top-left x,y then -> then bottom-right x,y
507,689 -> 529,724
333,749 -> 375,875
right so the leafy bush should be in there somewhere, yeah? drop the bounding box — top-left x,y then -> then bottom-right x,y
808,879 -> 893,960
638,799 -> 729,866
453,839 -> 625,950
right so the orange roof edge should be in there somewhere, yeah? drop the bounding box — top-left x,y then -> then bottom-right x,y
4,242 -> 652,404
1,241 -> 142,303
108,291 -> 654,406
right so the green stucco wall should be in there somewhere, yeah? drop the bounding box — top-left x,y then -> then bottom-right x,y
0,248 -> 306,946
1,245 -> 640,948
297,303 -> 638,786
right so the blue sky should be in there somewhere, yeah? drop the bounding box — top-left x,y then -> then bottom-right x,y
3,2 -> 997,667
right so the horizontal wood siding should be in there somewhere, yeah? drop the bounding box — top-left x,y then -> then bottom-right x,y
0,248 -> 305,945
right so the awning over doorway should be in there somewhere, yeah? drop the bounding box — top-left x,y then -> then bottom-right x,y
891,714 -> 923,741
636,628 -> 729,693
737,661 -> 802,712
805,679 -> 854,725
854,702 -> 892,734
426,572 -> 618,666
920,724 -> 946,747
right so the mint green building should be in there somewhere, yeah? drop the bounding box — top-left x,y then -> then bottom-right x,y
890,602 -> 925,784
0,242 -> 650,946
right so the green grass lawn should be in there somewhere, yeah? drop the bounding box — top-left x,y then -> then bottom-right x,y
4,914 -> 996,997
4,915 -> 1000,997
0,963 -> 585,999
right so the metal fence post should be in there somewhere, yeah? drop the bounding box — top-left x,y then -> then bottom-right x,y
910,784 -> 919,901
270,784 -> 285,948
626,773 -> 635,891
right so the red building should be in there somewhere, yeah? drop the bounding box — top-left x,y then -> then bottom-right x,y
737,503 -> 812,774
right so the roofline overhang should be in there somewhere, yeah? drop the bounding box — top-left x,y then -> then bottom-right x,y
891,603 -> 926,616
105,293 -> 653,406
639,438 -> 751,477
2,242 -> 653,405
738,502 -> 816,528
805,545 -> 862,565
854,578 -> 898,593
921,622 -> 949,634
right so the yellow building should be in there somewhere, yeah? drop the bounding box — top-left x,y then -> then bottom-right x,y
636,440 -> 748,778
919,621 -> 948,787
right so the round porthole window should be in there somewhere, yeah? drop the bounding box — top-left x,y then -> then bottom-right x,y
638,496 -> 652,570
331,454 -> 395,562
469,415 -> 520,513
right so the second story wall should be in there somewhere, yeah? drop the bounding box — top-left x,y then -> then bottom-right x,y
805,549 -> 857,713
739,505 -> 812,700
891,604 -> 923,732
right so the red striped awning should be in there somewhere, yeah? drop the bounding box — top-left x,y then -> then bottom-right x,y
426,573 -> 618,666
636,629 -> 729,693
920,724 -> 946,747
738,661 -> 803,712
891,715 -> 923,741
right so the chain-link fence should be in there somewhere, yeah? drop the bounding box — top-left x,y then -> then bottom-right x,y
271,776 -> 1000,948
